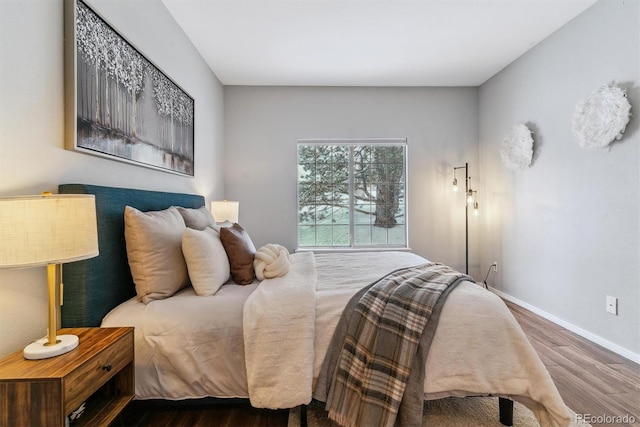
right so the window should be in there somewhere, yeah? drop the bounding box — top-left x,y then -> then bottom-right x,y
297,139 -> 407,249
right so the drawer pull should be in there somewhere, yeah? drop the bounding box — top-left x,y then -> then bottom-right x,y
102,364 -> 112,372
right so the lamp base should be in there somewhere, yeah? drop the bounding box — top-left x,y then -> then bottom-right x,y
23,334 -> 79,360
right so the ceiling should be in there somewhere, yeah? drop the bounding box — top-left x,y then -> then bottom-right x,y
161,0 -> 598,87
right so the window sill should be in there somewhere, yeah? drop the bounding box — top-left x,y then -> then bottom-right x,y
295,247 -> 412,254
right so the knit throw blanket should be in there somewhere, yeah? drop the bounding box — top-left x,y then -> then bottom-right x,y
321,262 -> 471,427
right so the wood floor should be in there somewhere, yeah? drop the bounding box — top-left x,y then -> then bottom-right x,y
505,301 -> 640,427
115,300 -> 639,427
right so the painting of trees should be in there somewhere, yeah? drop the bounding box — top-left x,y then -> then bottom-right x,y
74,0 -> 194,175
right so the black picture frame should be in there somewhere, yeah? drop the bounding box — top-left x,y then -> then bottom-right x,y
64,0 -> 195,176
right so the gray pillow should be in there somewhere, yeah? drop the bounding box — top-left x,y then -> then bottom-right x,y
176,206 -> 216,230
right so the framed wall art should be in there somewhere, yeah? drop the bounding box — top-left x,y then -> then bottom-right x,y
64,0 -> 195,176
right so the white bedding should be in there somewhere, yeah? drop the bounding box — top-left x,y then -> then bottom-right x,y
312,252 -> 570,426
244,251 -> 317,408
102,251 -> 570,426
102,281 -> 257,400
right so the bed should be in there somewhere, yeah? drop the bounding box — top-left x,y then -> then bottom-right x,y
59,183 -> 571,427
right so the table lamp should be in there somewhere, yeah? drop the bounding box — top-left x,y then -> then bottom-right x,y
211,200 -> 239,223
0,193 -> 99,359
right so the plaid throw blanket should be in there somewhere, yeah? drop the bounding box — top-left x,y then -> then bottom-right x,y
323,262 -> 470,427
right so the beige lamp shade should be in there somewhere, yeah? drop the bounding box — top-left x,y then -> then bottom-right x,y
0,193 -> 98,360
211,200 -> 239,223
0,194 -> 99,268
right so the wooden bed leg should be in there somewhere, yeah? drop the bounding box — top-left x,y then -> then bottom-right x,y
300,404 -> 308,427
499,397 -> 514,426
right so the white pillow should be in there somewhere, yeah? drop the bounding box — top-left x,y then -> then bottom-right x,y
182,227 -> 231,296
124,206 -> 189,303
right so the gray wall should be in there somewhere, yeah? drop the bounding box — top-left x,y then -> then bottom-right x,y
224,86 -> 479,275
0,0 -> 224,357
2,0 -> 635,362
478,0 -> 639,356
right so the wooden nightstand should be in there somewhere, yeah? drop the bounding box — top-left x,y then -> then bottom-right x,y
0,327 -> 134,427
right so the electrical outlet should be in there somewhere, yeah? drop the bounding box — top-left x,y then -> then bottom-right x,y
492,262 -> 498,272
606,295 -> 618,315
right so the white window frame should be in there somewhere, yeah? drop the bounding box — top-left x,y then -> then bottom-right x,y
296,138 -> 409,251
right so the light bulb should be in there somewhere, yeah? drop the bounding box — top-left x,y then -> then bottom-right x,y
473,202 -> 479,216
467,190 -> 474,204
452,178 -> 458,192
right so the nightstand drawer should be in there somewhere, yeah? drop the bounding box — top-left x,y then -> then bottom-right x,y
64,331 -> 133,415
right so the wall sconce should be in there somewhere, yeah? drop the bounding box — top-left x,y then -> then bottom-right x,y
452,163 -> 479,274
0,193 -> 99,359
210,200 -> 239,223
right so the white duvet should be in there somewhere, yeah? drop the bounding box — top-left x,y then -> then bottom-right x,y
312,252 -> 570,426
102,281 -> 256,399
102,251 -> 570,426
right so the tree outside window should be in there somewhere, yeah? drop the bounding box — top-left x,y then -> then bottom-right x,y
297,139 -> 407,248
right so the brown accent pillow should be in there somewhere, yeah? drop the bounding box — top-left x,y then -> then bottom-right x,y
219,223 -> 256,285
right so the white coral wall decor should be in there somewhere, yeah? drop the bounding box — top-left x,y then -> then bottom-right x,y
571,85 -> 632,151
500,124 -> 534,171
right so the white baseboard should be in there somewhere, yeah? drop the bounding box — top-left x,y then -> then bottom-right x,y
489,287 -> 640,365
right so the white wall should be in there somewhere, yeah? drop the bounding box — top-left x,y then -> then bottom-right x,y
224,86 -> 479,274
479,0 -> 639,357
0,0 -> 224,357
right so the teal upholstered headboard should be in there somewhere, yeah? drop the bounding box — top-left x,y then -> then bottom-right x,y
59,184 -> 205,327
